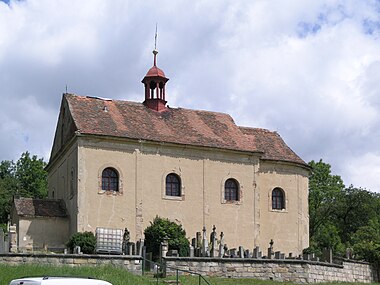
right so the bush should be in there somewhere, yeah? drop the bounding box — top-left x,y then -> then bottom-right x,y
66,231 -> 96,254
144,216 -> 189,260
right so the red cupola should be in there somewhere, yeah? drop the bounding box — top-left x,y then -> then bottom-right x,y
142,49 -> 169,112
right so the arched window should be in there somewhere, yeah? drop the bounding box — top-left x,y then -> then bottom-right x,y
166,173 -> 181,196
102,167 -> 119,192
225,178 -> 239,201
272,188 -> 285,210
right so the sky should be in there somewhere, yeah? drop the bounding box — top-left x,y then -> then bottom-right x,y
0,0 -> 380,192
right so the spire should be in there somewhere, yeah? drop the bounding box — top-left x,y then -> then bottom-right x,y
141,26 -> 169,112
153,23 -> 158,67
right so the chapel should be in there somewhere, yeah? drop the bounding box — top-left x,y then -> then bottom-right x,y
45,48 -> 310,255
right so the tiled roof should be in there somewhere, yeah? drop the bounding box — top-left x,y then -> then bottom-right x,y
63,94 -> 306,166
13,198 -> 68,218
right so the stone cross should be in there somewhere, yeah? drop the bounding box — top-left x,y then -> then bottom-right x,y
201,226 -> 208,257
210,225 -> 218,257
122,228 -> 130,254
267,239 -> 274,259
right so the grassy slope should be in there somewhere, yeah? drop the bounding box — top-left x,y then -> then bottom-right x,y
0,264 -> 378,285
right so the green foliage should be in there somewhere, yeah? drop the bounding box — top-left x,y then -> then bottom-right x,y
308,159 -> 344,239
351,219 -> 380,264
312,223 -> 344,255
336,186 -> 380,244
308,159 -> 380,263
0,152 -> 48,225
66,231 -> 96,254
15,152 -> 48,198
144,216 -> 190,260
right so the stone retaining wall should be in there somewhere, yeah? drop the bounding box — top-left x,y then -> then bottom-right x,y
164,257 -> 379,283
0,253 -> 143,275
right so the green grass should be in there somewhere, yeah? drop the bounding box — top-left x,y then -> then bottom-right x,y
0,264 -> 379,285
0,264 -> 147,285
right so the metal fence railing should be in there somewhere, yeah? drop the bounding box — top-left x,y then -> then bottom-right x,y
142,257 -> 211,285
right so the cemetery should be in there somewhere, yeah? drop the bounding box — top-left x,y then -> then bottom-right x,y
0,225 -> 378,283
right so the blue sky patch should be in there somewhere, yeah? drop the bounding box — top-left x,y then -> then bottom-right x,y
297,22 -> 321,38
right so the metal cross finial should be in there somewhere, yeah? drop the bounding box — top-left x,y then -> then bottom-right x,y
154,23 -> 158,50
153,23 -> 158,66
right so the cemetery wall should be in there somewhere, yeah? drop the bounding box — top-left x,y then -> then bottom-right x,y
164,257 -> 379,283
0,253 -> 143,275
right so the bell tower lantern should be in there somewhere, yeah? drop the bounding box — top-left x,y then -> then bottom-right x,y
142,49 -> 169,112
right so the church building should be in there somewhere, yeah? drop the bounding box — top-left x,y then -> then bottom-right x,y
45,49 -> 309,255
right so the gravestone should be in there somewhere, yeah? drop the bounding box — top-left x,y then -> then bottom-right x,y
210,225 -> 218,257
267,239 -> 274,259
253,246 -> 261,258
167,249 -> 179,257
303,253 -> 311,260
137,239 -> 144,256
223,244 -> 229,257
218,232 -> 225,258
0,228 -> 4,254
160,239 -> 169,261
201,226 -> 208,257
122,228 -> 130,254
8,225 -> 17,253
128,242 -> 135,255
74,246 -> 81,254
189,245 -> 194,257
196,232 -> 201,257
196,232 -> 201,248
322,248 -> 333,263
239,246 -> 244,258
244,249 -> 251,258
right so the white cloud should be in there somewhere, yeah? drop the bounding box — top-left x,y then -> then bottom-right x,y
0,0 -> 380,192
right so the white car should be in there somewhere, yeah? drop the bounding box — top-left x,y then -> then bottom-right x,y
9,277 -> 113,285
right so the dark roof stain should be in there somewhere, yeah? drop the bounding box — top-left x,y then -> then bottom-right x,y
13,198 -> 68,218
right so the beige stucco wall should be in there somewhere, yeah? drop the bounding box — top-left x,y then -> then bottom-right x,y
14,217 -> 69,251
256,162 -> 309,254
48,141 -> 78,235
47,135 -> 309,255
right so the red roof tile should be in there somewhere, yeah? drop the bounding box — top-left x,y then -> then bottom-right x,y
60,94 -> 306,166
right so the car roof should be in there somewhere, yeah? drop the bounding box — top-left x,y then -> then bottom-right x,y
9,277 -> 113,285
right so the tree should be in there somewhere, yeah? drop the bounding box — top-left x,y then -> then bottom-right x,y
144,216 -> 190,260
0,152 -> 48,227
307,159 -> 380,262
351,219 -> 380,264
335,186 -> 379,244
15,152 -> 47,198
308,159 -> 344,239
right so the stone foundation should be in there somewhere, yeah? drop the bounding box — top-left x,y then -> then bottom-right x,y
164,257 -> 379,283
0,253 -> 142,275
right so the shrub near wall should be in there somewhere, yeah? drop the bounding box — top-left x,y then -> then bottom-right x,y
164,257 -> 379,284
